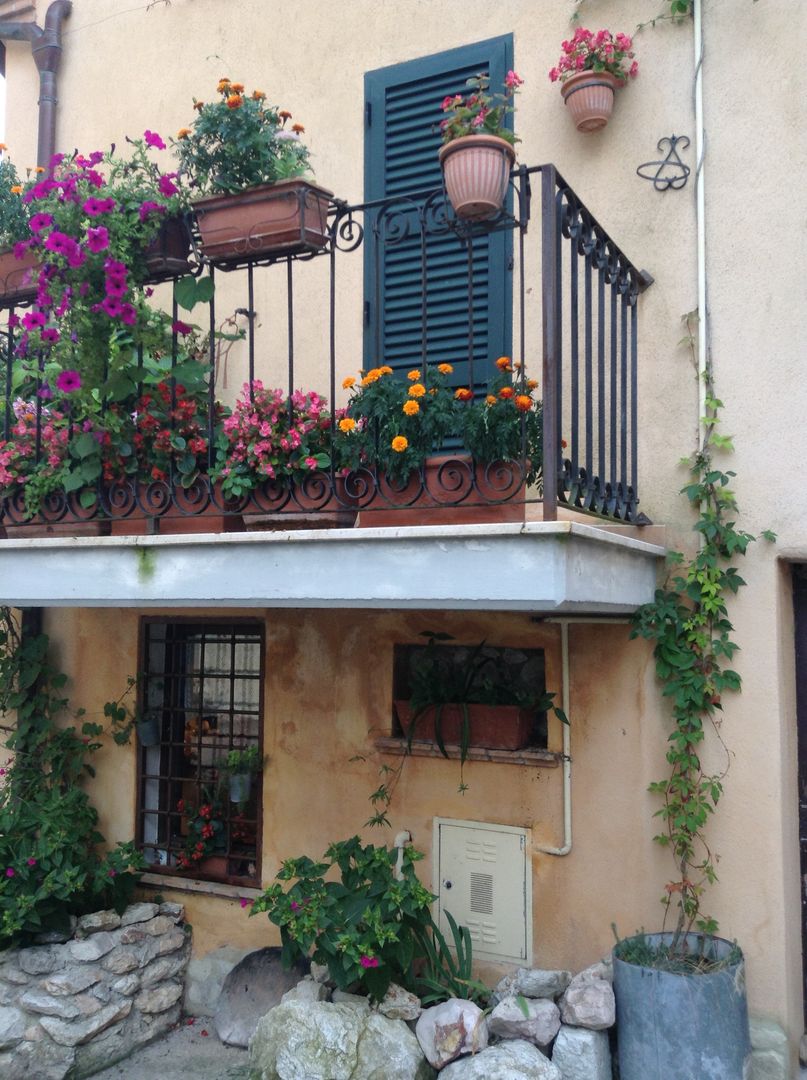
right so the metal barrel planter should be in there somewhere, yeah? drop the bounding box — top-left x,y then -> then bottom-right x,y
612,932 -> 751,1080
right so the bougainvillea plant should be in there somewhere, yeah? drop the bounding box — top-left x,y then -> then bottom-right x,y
549,27 -> 639,84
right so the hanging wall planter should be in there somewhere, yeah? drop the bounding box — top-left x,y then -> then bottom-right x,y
438,135 -> 515,221
560,71 -> 625,133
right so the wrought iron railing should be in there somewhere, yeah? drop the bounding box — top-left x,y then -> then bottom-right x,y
0,164 -> 652,533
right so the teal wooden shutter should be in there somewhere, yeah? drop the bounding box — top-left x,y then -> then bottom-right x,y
364,36 -> 514,393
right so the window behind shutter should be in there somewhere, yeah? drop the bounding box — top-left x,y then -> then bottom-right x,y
364,36 -> 514,393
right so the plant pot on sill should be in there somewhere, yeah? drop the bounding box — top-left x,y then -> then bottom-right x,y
193,178 -> 333,262
358,454 -> 528,528
107,480 -> 246,536
244,472 -> 358,530
394,700 -> 534,752
0,246 -> 40,305
438,134 -> 515,221
136,714 -> 162,747
612,932 -> 751,1080
142,216 -> 192,282
229,773 -> 252,804
2,495 -> 110,538
560,70 -> 626,133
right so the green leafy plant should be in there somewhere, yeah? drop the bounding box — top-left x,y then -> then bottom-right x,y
173,79 -> 312,195
222,745 -> 264,776
412,909 -> 490,1006
175,788 -> 227,871
629,319 -> 774,957
439,71 -> 523,146
0,609 -> 145,945
0,155 -> 31,249
250,835 -> 437,1002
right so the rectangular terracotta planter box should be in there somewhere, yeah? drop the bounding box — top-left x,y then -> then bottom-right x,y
394,699 -> 534,751
0,246 -> 39,304
193,179 -> 333,262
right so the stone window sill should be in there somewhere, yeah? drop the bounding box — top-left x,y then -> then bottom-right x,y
375,736 -> 562,767
141,872 -> 262,900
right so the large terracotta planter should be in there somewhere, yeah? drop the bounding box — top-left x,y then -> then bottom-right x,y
107,480 -> 245,535
193,179 -> 333,262
438,135 -> 515,221
560,70 -> 625,132
142,216 -> 192,282
0,246 -> 39,304
358,454 -> 528,528
2,518 -> 109,539
395,700 -> 534,751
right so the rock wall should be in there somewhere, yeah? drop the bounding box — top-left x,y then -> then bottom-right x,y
0,901 -> 191,1079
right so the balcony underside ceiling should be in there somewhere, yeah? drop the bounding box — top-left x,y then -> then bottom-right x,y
0,522 -> 664,612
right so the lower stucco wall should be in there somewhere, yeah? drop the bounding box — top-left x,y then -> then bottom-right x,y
41,602 -> 799,1060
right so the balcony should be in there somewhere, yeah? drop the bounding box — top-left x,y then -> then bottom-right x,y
0,165 -> 664,611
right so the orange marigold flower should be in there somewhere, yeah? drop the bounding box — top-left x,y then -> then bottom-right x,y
454,387 -> 473,402
391,435 -> 409,453
361,369 -> 381,386
0,143 -> 6,151
279,109 -> 292,120
485,395 -> 497,406
499,386 -> 514,399
10,185 -> 22,195
407,369 -> 421,381
403,400 -> 420,415
496,356 -> 512,370
230,82 -> 245,93
193,100 -> 205,111
379,365 -> 393,375
342,376 -> 356,389
292,123 -> 305,134
217,80 -> 231,93
226,94 -> 244,110
438,363 -> 454,375
527,379 -> 538,390
338,417 -> 356,433
35,166 -> 45,174
252,90 -> 267,101
515,394 -> 532,412
177,128 -> 192,139
408,383 -> 426,398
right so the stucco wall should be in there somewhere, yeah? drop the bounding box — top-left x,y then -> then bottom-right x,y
3,0 -> 805,1062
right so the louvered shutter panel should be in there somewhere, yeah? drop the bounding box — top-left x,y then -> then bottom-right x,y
364,37 -> 513,392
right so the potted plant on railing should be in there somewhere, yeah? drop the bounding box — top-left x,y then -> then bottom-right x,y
0,152 -> 36,302
175,790 -> 228,875
173,79 -> 332,261
438,70 -> 522,220
549,27 -> 639,132
221,745 -> 264,805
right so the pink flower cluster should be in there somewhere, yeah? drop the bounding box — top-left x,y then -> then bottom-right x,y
548,27 -> 638,83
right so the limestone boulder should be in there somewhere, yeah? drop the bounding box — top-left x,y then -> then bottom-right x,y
488,995 -> 560,1047
494,968 -> 571,1002
559,979 -> 615,1030
378,982 -> 422,1021
280,976 -> 330,1003
550,1024 -> 612,1080
439,1038 -> 561,1079
415,998 -> 488,1070
184,944 -> 250,1018
214,946 -> 309,1047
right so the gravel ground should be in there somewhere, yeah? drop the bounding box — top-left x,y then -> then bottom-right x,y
89,1022 -> 250,1080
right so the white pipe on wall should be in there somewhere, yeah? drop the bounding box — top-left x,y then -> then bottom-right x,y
694,0 -> 708,440
534,620 -> 572,857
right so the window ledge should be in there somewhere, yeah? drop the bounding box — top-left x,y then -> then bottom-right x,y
141,872 -> 261,900
375,736 -> 562,767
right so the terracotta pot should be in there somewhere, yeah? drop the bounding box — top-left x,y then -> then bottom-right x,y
2,518 -> 109,539
0,246 -> 40,304
358,454 -> 527,528
244,472 -> 359,530
560,70 -> 625,133
193,179 -> 333,262
142,216 -> 192,282
438,135 -> 515,220
107,480 -> 245,536
395,700 -> 534,751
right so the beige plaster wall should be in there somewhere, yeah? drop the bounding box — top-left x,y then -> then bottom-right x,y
4,0 -> 805,1059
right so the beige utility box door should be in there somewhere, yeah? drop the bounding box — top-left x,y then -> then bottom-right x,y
433,818 -> 532,964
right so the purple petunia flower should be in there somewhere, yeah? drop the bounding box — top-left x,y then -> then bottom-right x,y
120,303 -> 137,326
65,241 -> 86,269
172,320 -> 192,335
5,868 -> 14,878
44,230 -> 72,255
27,858 -> 36,867
144,130 -> 166,150
41,328 -> 60,344
29,212 -> 54,234
56,369 -> 81,393
37,384 -> 52,400
22,311 -> 46,331
158,174 -> 179,197
86,225 -> 110,253
139,200 -> 166,222
83,196 -> 116,216
100,296 -> 124,319
13,241 -> 29,259
7,313 -> 19,329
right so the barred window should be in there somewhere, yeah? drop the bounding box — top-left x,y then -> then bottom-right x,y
137,619 -> 264,885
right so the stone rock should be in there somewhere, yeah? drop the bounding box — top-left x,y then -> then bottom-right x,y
378,982 -> 422,1021
567,958 -> 613,989
148,927 -> 186,957
41,966 -> 102,995
127,914 -> 174,937
415,998 -> 488,1070
32,918 -> 77,946
20,988 -> 102,1019
0,984 -> 15,1006
18,946 -> 62,976
0,1037 -> 76,1079
249,999 -> 434,1080
310,961 -> 331,984
439,1038 -> 561,1079
24,1021 -> 45,1040
0,1005 -> 26,1049
39,999 -> 132,1047
92,982 -> 112,1004
77,909 -> 122,935
551,1025 -> 611,1080
750,1017 -> 788,1053
488,995 -> 560,1047
102,948 -> 141,975
183,945 -> 249,1018
214,946 -> 309,1047
158,901 -> 185,921
134,979 -> 183,1014
281,976 -> 330,1003
749,1049 -> 789,1080
120,902 -> 159,927
69,933 -> 116,963
140,951 -> 189,989
0,966 -> 30,985
559,979 -> 615,1030
118,926 -> 148,946
496,968 -> 572,1000
331,990 -> 371,1010
111,973 -> 140,996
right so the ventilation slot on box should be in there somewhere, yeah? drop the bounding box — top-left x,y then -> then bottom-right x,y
470,871 -> 494,915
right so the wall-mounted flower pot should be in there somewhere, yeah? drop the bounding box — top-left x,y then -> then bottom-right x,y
358,454 -> 528,528
136,714 -> 162,747
560,71 -> 625,132
229,773 -> 252,804
395,700 -> 534,751
193,179 -> 333,262
438,135 -> 515,221
142,216 -> 192,283
0,246 -> 40,305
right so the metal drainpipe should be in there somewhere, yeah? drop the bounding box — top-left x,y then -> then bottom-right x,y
0,1 -> 72,167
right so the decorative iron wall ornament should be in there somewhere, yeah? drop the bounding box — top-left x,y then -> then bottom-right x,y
636,135 -> 691,191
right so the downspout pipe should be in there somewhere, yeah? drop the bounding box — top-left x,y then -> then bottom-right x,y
0,1 -> 72,167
